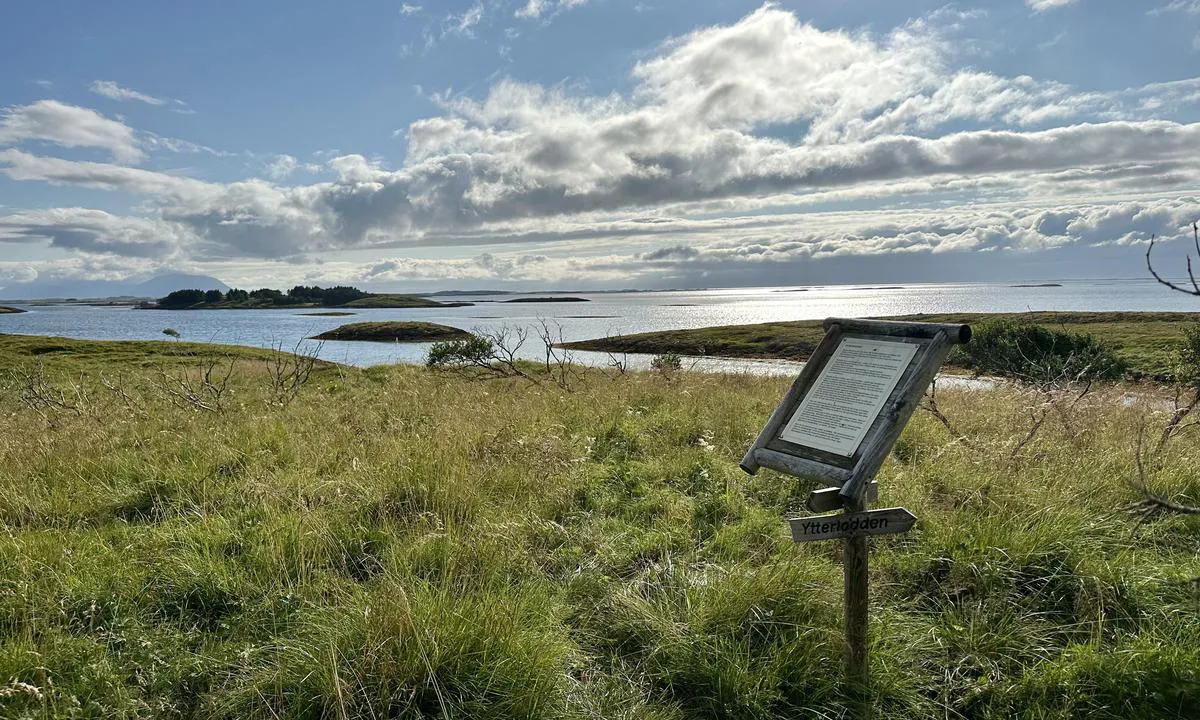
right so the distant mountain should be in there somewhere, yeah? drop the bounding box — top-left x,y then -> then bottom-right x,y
0,272 -> 229,301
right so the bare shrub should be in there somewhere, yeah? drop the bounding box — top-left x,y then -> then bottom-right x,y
650,352 -> 683,378
9,361 -> 90,427
534,318 -> 581,391
266,339 -> 323,407
156,355 -> 236,413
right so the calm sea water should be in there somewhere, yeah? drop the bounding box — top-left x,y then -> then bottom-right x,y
2,279 -> 1196,374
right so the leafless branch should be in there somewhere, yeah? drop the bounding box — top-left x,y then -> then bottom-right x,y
156,356 -> 235,413
99,372 -> 148,417
10,361 -> 90,427
1146,222 -> 1200,297
266,339 -> 323,406
1010,403 -> 1051,458
919,379 -> 975,448
535,318 -> 581,391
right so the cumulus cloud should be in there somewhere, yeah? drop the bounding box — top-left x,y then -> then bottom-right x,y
89,80 -> 172,106
0,100 -> 143,163
3,5 -> 1200,286
264,154 -> 321,180
0,208 -> 188,258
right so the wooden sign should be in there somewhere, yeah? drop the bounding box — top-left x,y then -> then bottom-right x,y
789,507 -> 916,542
742,316 -> 971,693
740,317 -> 971,505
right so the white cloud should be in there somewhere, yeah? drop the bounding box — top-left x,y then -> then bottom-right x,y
0,262 -> 39,286
1150,1 -> 1200,15
451,4 -> 484,35
517,0 -> 588,19
0,208 -> 188,258
0,100 -> 143,163
400,3 -> 422,15
3,5 -> 1200,283
1027,0 -> 1078,12
264,153 -> 321,180
89,80 -> 172,106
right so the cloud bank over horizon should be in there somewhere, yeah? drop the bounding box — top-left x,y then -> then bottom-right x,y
1,3 -> 1199,293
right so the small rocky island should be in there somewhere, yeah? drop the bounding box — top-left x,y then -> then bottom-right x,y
501,296 -> 589,303
0,306 -> 28,314
310,321 -> 471,343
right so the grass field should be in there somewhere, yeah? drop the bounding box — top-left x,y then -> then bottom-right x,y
562,312 -> 1200,379
0,333 -> 1197,718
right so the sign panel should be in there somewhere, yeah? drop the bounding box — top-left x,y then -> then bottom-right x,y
777,337 -> 917,457
788,507 -> 917,543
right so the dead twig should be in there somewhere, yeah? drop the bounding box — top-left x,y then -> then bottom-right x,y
919,378 -> 975,448
1145,221 -> 1200,297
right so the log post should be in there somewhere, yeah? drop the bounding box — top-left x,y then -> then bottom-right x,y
842,495 -> 870,694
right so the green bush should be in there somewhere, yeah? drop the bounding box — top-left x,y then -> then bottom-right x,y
426,335 -> 495,368
650,352 -> 683,375
1175,323 -> 1200,385
954,318 -> 1126,385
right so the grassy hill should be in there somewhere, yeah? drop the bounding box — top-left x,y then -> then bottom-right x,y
0,334 -> 1196,717
563,311 -> 1200,379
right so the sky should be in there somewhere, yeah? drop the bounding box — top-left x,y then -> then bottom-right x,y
1,0 -> 1200,293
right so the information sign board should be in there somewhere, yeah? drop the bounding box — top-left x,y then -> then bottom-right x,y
778,337 -> 917,456
741,317 -> 971,504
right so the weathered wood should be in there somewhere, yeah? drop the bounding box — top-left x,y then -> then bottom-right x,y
806,482 -> 878,513
823,317 -> 971,345
789,507 -> 916,542
752,448 -> 851,488
842,494 -> 870,692
740,323 -> 843,474
839,331 -> 952,504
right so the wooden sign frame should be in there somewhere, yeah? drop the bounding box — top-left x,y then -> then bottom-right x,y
740,317 -> 971,505
741,316 -> 971,693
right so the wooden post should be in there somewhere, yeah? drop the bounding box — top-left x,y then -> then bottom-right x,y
842,495 -> 870,693
739,318 -> 972,707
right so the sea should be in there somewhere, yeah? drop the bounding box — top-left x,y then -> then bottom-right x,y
2,279 -> 1197,376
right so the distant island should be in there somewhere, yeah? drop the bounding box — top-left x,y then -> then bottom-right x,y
1011,283 -> 1063,288
501,296 -> 589,303
143,285 -> 472,310
0,306 -> 27,314
310,321 -> 470,343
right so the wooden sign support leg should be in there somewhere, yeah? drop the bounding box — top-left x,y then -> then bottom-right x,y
842,496 -> 870,694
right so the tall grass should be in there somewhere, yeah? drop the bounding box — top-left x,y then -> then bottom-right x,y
0,338 -> 1196,717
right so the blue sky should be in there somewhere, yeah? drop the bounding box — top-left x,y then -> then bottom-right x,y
2,0 -> 1199,293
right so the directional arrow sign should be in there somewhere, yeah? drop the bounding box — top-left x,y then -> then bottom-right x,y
806,482 -> 878,513
789,507 -> 917,543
